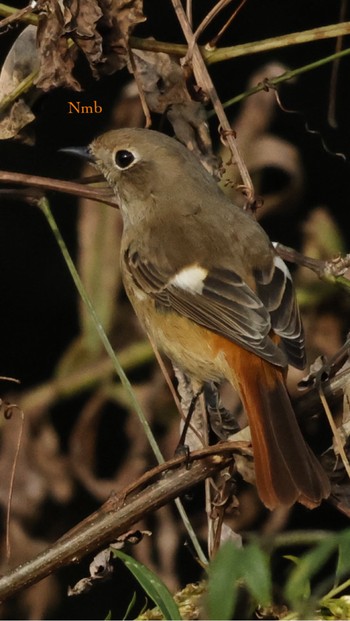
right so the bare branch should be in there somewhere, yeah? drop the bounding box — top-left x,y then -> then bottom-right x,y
275,243 -> 350,285
0,447 -> 241,602
170,0 -> 255,207
0,170 -> 118,207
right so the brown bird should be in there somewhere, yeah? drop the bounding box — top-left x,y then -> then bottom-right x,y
67,128 -> 330,510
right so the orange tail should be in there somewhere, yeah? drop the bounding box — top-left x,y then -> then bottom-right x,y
222,342 -> 330,509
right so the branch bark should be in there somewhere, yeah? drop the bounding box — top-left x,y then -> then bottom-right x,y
0,171 -> 118,207
0,447 -> 240,603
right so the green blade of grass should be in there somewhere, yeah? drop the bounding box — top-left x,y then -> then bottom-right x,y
39,197 -> 207,566
114,550 -> 181,620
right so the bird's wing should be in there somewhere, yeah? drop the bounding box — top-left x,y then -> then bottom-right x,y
254,253 -> 305,369
124,247 -> 288,367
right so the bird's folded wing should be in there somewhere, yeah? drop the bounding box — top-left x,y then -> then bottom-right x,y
255,254 -> 305,369
125,249 -> 288,367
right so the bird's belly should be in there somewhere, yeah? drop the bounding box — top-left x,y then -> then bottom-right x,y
129,292 -> 227,382
150,311 -> 227,383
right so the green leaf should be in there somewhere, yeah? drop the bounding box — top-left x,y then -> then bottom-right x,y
113,550 -> 181,620
123,591 -> 137,620
206,542 -> 241,620
285,537 -> 337,607
206,542 -> 272,619
77,202 -> 122,352
335,529 -> 350,584
283,555 -> 311,601
242,544 -> 272,605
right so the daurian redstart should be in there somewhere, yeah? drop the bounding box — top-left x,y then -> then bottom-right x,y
67,128 -> 330,510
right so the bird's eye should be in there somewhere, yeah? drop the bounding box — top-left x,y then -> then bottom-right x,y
114,149 -> 135,169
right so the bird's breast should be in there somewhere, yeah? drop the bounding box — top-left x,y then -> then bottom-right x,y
122,270 -> 229,383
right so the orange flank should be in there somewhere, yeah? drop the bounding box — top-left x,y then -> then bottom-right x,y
208,332 -> 330,509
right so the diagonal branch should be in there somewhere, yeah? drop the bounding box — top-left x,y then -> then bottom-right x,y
0,170 -> 118,207
170,0 -> 255,206
0,446 -> 242,603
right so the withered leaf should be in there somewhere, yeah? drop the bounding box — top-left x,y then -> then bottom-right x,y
68,531 -> 151,597
99,0 -> 146,74
89,549 -> 114,579
110,529 -> 151,549
130,48 -> 190,113
35,0 -> 146,90
36,1 -> 81,91
0,100 -> 35,140
68,550 -> 114,596
68,0 -> 104,77
131,48 -> 218,173
68,577 -> 94,596
0,25 -> 38,139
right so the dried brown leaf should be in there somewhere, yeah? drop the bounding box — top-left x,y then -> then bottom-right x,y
69,0 -> 104,76
69,532 -> 150,596
0,25 -> 39,139
110,529 -> 151,549
99,0 -> 146,74
68,577 -> 94,596
36,1 -> 81,91
0,100 -> 35,140
34,0 -> 145,96
130,48 -> 190,113
131,48 -> 217,172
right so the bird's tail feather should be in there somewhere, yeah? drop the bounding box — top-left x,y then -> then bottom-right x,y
231,350 -> 330,509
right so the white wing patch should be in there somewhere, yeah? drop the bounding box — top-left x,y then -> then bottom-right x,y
272,243 -> 292,281
170,264 -> 208,294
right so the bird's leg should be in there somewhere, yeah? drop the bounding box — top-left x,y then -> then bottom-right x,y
204,381 -> 240,440
175,385 -> 204,457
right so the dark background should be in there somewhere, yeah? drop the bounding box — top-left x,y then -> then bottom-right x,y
1,1 -> 350,618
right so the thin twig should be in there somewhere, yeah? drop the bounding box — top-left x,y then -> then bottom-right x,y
4,406 -> 25,561
130,22 -> 350,65
318,384 -> 350,481
275,243 -> 350,287
185,0 -> 234,61
208,0 -> 248,49
328,0 -> 348,128
322,575 -> 350,601
215,46 -> 350,113
295,363 -> 350,421
0,0 -> 40,29
0,170 -> 118,207
127,46 -> 152,128
0,376 -> 20,384
204,20 -> 350,64
0,2 -> 350,64
0,67 -> 39,115
186,0 -> 192,27
171,0 -> 255,207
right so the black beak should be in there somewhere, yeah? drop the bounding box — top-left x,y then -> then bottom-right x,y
59,146 -> 95,164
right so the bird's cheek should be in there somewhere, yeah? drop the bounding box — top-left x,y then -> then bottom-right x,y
103,168 -> 120,188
